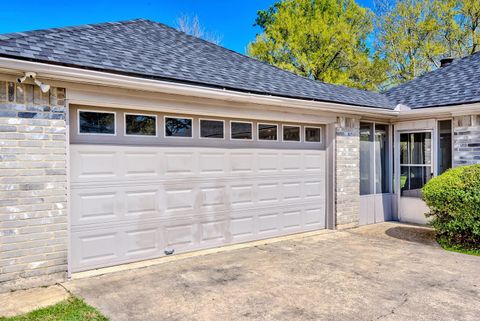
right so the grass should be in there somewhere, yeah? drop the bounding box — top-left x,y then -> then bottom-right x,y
437,238 -> 480,256
0,297 -> 108,321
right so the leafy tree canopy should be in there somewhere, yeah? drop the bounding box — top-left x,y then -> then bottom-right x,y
248,0 -> 480,90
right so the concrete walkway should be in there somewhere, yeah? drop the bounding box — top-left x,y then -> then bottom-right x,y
0,285 -> 70,317
62,222 -> 480,321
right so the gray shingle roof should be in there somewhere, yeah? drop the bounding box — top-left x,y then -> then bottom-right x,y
0,19 -> 394,109
385,52 -> 480,108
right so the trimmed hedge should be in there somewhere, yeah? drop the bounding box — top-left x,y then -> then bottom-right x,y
422,164 -> 480,250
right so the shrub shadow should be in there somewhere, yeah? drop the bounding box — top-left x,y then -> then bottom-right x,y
385,226 -> 437,246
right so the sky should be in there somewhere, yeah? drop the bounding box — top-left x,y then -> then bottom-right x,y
0,0 -> 374,54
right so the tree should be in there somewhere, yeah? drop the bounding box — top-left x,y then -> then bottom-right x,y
175,14 -> 222,45
374,0 -> 480,87
247,0 -> 388,91
374,0 -> 447,85
451,0 -> 480,54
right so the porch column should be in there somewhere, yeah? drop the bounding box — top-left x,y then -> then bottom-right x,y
335,116 -> 360,229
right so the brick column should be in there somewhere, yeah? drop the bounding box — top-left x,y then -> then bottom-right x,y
0,80 -> 68,292
335,116 -> 360,229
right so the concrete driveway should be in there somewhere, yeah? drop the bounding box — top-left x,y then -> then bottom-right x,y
64,223 -> 480,321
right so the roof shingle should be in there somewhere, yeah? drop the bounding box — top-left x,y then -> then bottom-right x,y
0,19 -> 394,109
384,52 -> 480,108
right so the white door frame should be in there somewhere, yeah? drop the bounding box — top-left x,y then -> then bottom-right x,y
393,121 -> 437,224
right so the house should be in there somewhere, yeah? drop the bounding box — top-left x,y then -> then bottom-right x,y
0,19 -> 479,292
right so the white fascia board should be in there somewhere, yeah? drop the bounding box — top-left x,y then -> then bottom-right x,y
396,103 -> 480,119
0,57 -> 398,118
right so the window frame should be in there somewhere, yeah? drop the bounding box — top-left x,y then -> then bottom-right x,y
198,118 -> 225,140
304,126 -> 322,143
124,112 -> 158,138
164,115 -> 194,139
435,118 -> 453,176
360,121 -> 393,195
230,120 -> 254,141
77,109 -> 117,136
282,124 -> 301,143
257,122 -> 279,142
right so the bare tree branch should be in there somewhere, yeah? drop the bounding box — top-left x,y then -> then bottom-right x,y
175,13 -> 222,45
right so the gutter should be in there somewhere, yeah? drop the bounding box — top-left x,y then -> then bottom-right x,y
0,57 -> 398,118
395,103 -> 480,119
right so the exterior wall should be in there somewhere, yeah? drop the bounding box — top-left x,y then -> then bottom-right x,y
0,80 -> 68,293
335,116 -> 360,228
453,115 -> 480,166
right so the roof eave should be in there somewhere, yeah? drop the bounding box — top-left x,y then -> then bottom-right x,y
0,56 -> 398,117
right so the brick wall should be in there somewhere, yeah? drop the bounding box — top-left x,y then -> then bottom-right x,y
453,115 -> 480,167
0,80 -> 68,293
335,117 -> 360,228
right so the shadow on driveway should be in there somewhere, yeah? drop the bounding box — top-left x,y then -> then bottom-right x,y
384,225 -> 437,246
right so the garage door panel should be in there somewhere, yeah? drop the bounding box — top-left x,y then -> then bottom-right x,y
124,227 -> 160,257
257,183 -> 280,203
305,152 -> 326,172
125,152 -> 159,176
230,217 -> 255,240
281,153 -> 303,171
257,152 -> 279,172
230,152 -> 255,173
230,184 -> 255,207
125,189 -> 159,218
71,150 -> 118,180
71,144 -> 326,272
200,220 -> 227,243
71,230 -> 121,268
199,152 -> 227,174
283,181 -> 302,201
305,207 -> 325,226
165,221 -> 199,251
283,210 -> 302,230
71,190 -> 119,225
164,187 -> 196,212
164,151 -> 196,175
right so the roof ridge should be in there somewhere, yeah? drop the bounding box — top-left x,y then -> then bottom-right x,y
142,19 -> 387,100
0,18 -> 146,41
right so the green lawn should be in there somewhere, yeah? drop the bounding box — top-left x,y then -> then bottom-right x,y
439,242 -> 480,256
0,297 -> 108,321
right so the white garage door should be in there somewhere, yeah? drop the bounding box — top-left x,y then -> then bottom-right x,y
70,144 -> 326,272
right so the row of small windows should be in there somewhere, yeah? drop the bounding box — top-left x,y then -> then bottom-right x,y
78,110 -> 322,143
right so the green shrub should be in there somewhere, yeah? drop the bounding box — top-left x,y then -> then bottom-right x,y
422,164 -> 480,250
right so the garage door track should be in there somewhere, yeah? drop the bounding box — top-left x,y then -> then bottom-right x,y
64,223 -> 480,321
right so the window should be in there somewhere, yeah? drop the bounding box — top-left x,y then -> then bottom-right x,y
258,123 -> 277,141
200,119 -> 224,139
231,121 -> 252,140
305,127 -> 321,143
125,114 -> 156,136
360,122 -> 390,195
165,117 -> 192,137
283,125 -> 300,142
79,110 -> 115,135
400,132 -> 432,198
360,123 -> 374,195
375,124 -> 389,193
437,120 -> 452,175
